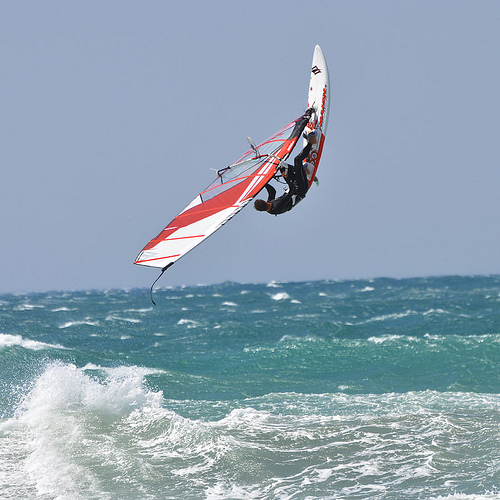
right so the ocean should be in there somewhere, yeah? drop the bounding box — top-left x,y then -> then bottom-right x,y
0,276 -> 499,499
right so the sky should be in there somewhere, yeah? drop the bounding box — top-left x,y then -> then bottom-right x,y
1,1 -> 500,294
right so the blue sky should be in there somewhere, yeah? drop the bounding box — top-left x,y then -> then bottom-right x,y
2,1 -> 500,293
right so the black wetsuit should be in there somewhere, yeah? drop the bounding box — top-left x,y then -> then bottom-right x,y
263,184 -> 294,215
263,142 -> 312,215
288,141 -> 312,199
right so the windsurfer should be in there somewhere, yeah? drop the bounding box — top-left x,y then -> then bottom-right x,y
254,132 -> 316,215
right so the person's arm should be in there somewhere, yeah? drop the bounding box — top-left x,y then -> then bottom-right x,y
269,189 -> 294,215
294,142 -> 312,166
264,183 -> 276,202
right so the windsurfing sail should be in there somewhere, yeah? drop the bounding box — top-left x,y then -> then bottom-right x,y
134,113 -> 312,272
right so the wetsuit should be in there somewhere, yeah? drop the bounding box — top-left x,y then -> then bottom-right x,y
263,142 -> 313,215
288,141 -> 312,200
263,184 -> 294,215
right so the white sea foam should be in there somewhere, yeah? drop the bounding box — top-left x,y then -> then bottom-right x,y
216,407 -> 273,430
11,363 -> 169,498
266,280 -> 282,288
105,314 -> 142,323
430,495 -> 500,500
362,310 -> 416,324
368,334 -> 405,344
124,307 -> 153,313
271,292 -> 290,301
3,379 -> 499,500
2,276 -> 499,499
205,482 -> 267,499
423,308 -> 450,316
14,303 -> 45,311
279,334 -> 320,344
0,333 -> 65,351
59,319 -> 100,329
177,318 -> 200,328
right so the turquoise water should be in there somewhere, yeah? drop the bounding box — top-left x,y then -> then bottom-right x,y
1,276 -> 499,499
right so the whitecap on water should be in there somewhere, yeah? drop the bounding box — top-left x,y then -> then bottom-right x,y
9,363 -> 166,498
59,320 -> 100,329
266,281 -> 282,288
367,335 -> 405,344
177,319 -> 200,328
0,333 -> 65,351
105,315 -> 142,324
14,303 -> 45,311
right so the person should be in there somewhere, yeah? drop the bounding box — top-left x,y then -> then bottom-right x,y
254,116 -> 317,215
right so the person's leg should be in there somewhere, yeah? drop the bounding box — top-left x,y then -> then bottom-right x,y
294,142 -> 312,165
291,142 -> 312,198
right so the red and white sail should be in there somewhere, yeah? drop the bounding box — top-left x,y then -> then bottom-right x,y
134,45 -> 330,273
134,116 -> 309,270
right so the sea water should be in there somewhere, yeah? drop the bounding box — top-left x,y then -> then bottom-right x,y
0,276 -> 499,499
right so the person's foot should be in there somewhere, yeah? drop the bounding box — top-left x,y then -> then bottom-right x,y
303,130 -> 318,144
304,107 -> 316,119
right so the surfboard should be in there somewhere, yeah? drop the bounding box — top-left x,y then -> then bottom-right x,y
303,45 -> 330,188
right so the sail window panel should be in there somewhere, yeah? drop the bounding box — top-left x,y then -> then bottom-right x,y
200,158 -> 266,203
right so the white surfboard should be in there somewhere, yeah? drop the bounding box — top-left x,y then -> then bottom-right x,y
303,45 -> 330,188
